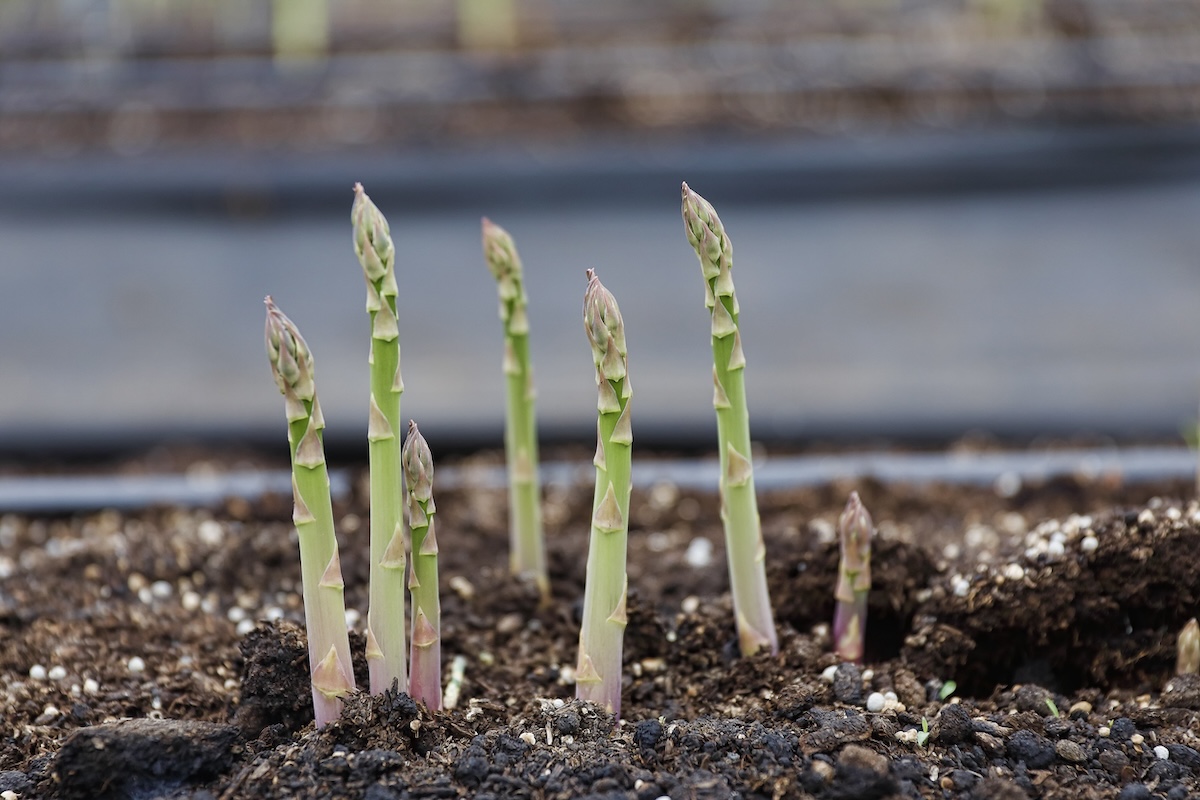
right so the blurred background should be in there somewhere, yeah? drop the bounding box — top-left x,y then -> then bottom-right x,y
2,0 -> 1200,459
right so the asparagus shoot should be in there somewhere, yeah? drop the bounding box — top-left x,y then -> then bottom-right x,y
352,182 -> 409,696
403,420 -> 442,710
680,182 -> 778,657
575,269 -> 633,721
1179,618 -> 1200,675
481,218 -> 548,600
264,297 -> 356,727
834,491 -> 873,663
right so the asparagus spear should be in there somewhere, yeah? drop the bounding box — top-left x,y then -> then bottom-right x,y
680,182 -> 778,657
1178,618 -> 1200,675
352,183 -> 408,696
575,269 -> 633,721
264,297 -> 356,727
834,491 -> 873,663
481,218 -> 548,600
403,420 -> 442,710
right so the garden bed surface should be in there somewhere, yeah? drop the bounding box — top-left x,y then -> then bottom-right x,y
2,453 -> 1200,799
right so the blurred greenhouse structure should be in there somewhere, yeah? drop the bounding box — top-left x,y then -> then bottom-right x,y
2,1 -> 1200,452
1,0 -> 1198,155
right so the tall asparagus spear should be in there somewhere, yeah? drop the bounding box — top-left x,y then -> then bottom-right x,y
481,218 -> 548,600
576,269 -> 633,721
834,491 -> 873,663
264,297 -> 356,727
680,182 -> 778,657
352,183 -> 408,696
403,420 -> 442,710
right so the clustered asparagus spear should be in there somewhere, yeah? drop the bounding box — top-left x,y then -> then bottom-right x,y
352,183 -> 409,697
834,491 -> 873,663
680,182 -> 779,657
1178,618 -> 1200,675
404,420 -> 443,710
264,297 -> 356,728
575,269 -> 633,721
481,218 -> 549,601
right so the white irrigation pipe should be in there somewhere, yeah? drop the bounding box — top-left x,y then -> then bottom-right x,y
0,446 -> 1192,514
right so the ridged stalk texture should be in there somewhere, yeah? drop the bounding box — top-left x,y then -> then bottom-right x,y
482,218 -> 548,600
352,183 -> 408,695
575,269 -> 633,721
834,491 -> 873,663
680,182 -> 778,657
403,420 -> 442,710
264,297 -> 356,727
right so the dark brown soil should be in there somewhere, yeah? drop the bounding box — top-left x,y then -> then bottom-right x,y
3,455 -> 1200,799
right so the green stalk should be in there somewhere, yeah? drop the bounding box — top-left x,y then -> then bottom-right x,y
481,218 -> 548,600
403,420 -> 442,710
264,297 -> 355,727
575,269 -> 632,722
680,182 -> 778,657
834,491 -> 873,663
352,183 -> 407,696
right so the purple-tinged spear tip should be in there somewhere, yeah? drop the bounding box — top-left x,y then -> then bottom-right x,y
835,491 -> 873,601
264,296 -> 315,404
351,182 -> 394,284
402,420 -> 434,503
583,270 -> 627,381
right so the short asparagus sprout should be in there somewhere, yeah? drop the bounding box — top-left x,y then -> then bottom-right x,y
1178,618 -> 1200,675
403,420 -> 442,710
352,182 -> 408,696
834,491 -> 873,663
575,269 -> 633,722
680,182 -> 778,657
481,218 -> 548,601
264,297 -> 356,727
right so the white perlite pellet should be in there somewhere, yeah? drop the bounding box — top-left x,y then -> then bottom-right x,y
1155,745 -> 1170,760
866,692 -> 885,712
684,538 -> 713,568
28,664 -> 46,680
1081,535 -> 1099,553
48,665 -> 67,681
127,656 -> 146,673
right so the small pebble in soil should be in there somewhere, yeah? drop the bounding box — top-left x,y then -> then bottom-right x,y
28,664 -> 46,680
832,663 -> 863,704
684,537 -> 713,567
1006,729 -> 1055,769
127,656 -> 146,673
866,692 -> 885,712
1118,784 -> 1152,800
1111,718 -> 1137,741
1155,745 -> 1170,760
1055,740 -> 1088,763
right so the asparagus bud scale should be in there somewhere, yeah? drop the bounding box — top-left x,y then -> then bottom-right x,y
680,182 -> 778,657
575,269 -> 633,721
264,297 -> 356,727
